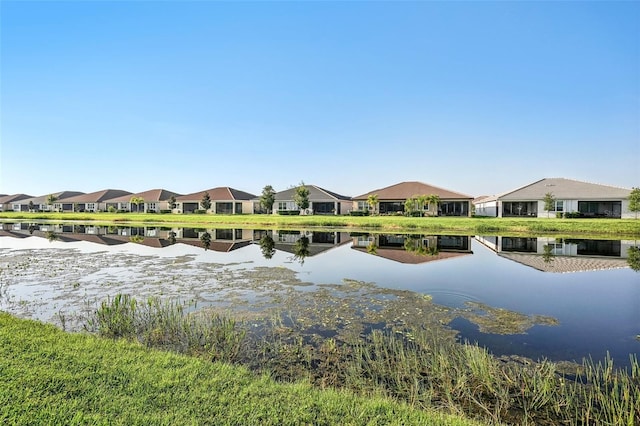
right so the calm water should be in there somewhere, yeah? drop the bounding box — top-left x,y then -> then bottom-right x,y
1,222 -> 638,367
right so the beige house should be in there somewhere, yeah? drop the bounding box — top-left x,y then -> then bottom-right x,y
353,181 -> 473,216
16,191 -> 85,212
104,189 -> 181,213
174,187 -> 256,214
0,194 -> 34,212
62,189 -> 132,212
271,185 -> 352,215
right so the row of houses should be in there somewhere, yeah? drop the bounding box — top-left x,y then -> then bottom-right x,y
0,178 -> 636,218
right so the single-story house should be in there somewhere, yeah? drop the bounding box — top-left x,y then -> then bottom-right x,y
174,187 -> 256,214
16,191 -> 85,212
474,178 -> 633,218
352,181 -> 473,216
0,194 -> 34,212
62,189 -> 133,212
104,189 -> 182,213
271,185 -> 352,215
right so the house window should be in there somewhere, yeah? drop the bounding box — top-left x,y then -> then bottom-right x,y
86,203 -> 96,211
357,201 -> 369,211
12,204 -> 20,211
147,202 -> 157,211
552,201 -> 564,212
278,202 -> 288,211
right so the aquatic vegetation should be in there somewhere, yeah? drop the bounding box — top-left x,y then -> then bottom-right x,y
460,301 -> 559,334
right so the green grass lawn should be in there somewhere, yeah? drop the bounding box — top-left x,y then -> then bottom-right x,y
0,313 -> 483,426
1,211 -> 639,237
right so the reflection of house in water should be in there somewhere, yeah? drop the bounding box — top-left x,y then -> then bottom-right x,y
269,230 -> 351,256
475,236 -> 633,273
172,228 -> 254,252
0,223 -> 255,252
351,234 -> 473,264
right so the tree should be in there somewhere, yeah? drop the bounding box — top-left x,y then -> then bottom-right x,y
627,246 -> 640,272
543,192 -> 556,218
426,194 -> 441,217
293,182 -> 310,212
168,195 -> 177,210
404,197 -> 418,216
367,194 -> 378,215
130,196 -> 145,213
46,194 -> 58,212
415,195 -> 429,216
628,187 -> 640,219
200,231 -> 211,250
200,192 -> 212,211
28,201 -> 35,212
260,185 -> 276,214
259,234 -> 276,259
293,236 -> 310,264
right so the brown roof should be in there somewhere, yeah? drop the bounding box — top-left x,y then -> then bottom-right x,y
353,181 -> 472,201
351,247 -> 471,264
105,189 -> 181,203
0,194 -> 33,203
176,187 -> 256,201
63,189 -> 132,203
18,191 -> 85,205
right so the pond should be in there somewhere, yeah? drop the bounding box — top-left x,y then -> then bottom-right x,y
1,222 -> 638,368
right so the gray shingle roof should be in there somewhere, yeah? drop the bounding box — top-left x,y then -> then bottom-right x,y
274,185 -> 351,201
498,178 -> 631,200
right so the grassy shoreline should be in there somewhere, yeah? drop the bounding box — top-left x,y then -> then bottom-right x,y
0,312 -> 481,426
1,212 -> 639,237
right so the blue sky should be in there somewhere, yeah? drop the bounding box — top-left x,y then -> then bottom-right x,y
1,1 -> 638,198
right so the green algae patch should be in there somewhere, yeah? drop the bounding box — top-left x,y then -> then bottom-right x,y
458,301 -> 559,334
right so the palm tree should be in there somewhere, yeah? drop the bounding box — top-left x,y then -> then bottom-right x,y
416,195 -> 429,217
130,196 -> 145,213
46,194 -> 58,212
367,194 -> 378,215
426,194 -> 441,217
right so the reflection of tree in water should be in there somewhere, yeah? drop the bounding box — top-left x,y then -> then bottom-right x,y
167,231 -> 177,245
28,225 -> 36,235
46,231 -> 58,242
293,236 -> 310,265
627,246 -> 640,272
200,231 -> 211,251
403,235 -> 439,256
129,235 -> 144,244
366,243 -> 378,255
259,234 -> 276,259
542,244 -> 555,264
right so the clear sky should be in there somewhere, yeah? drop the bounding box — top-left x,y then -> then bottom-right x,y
1,1 -> 638,198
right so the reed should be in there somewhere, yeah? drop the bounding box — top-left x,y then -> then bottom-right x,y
86,296 -> 640,425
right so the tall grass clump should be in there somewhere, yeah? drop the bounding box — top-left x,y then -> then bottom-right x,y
343,328 -> 639,425
85,297 -> 640,425
86,294 -> 246,362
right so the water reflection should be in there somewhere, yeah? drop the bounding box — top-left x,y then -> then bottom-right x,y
0,221 -> 638,369
351,233 -> 472,264
475,235 -> 636,273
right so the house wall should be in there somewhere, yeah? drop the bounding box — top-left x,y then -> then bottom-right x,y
474,201 -> 498,217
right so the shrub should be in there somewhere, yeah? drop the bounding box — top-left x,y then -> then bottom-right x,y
108,206 -> 117,213
159,210 -> 172,214
194,210 -> 207,214
277,210 -> 301,216
349,210 -> 369,216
